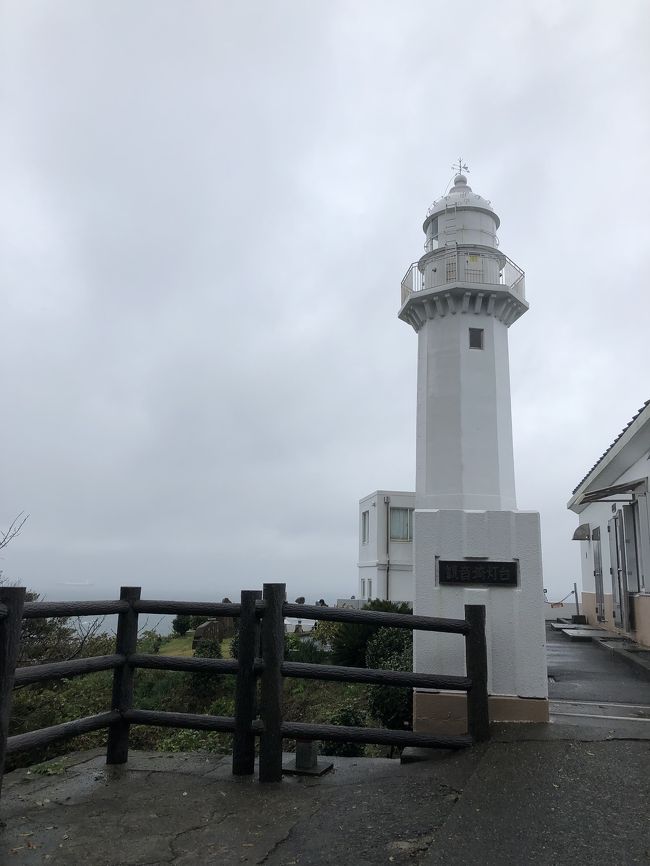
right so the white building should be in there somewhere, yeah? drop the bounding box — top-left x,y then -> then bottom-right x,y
568,399 -> 650,647
357,490 -> 415,603
361,167 -> 548,729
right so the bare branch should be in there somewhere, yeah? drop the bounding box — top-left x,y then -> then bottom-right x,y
0,512 -> 29,552
66,616 -> 107,660
138,616 -> 165,638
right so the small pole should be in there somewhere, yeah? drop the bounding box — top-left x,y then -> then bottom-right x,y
232,589 -> 262,775
259,583 -> 285,783
106,586 -> 141,765
0,587 -> 26,802
464,604 -> 489,743
573,582 -> 580,618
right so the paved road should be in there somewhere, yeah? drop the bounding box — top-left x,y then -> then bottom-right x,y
546,625 -> 650,704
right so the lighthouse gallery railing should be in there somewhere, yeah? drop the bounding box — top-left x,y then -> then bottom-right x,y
401,252 -> 525,306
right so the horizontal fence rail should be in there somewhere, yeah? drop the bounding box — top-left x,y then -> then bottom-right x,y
128,654 -> 241,675
281,661 -> 470,691
0,583 -> 489,797
123,709 -> 246,734
22,600 -> 130,618
283,602 -> 469,634
281,721 -> 472,751
14,655 -> 125,687
7,712 -> 120,756
133,600 -> 244,617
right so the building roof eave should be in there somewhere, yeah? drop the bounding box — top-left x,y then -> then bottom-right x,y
568,400 -> 650,513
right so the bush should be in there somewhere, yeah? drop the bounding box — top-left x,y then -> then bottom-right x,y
230,622 -> 240,659
188,638 -> 223,709
285,635 -> 329,664
365,626 -> 412,670
321,703 -> 367,757
330,600 -> 412,668
137,629 -> 162,653
172,615 -> 191,636
365,627 -> 413,731
310,619 -> 339,648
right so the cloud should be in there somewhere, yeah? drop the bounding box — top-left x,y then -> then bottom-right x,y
1,0 -> 649,604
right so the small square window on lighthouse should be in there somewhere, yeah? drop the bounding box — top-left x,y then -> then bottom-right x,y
469,328 -> 484,350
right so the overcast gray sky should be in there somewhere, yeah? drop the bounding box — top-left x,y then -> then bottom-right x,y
2,1 -> 649,605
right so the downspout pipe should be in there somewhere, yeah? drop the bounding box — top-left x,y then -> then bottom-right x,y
384,495 -> 391,601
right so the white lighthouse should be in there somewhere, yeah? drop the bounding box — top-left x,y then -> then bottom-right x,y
400,165 -> 548,729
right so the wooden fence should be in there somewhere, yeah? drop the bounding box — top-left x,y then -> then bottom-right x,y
0,583 -> 489,795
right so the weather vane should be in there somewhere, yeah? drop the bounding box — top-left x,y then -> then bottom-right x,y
452,157 -> 469,175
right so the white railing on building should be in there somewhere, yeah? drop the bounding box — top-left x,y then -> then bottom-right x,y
401,262 -> 425,304
499,256 -> 525,298
400,251 -> 525,306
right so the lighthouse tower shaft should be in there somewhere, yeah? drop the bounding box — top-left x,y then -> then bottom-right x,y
416,311 -> 516,510
399,172 -> 548,729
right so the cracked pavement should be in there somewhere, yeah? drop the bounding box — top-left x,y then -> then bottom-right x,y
0,748 -> 481,865
1,723 -> 649,866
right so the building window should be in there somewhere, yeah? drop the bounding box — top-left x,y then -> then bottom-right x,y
469,328 -> 484,350
368,579 -> 372,599
390,507 -> 413,541
361,510 -> 369,544
361,578 -> 366,598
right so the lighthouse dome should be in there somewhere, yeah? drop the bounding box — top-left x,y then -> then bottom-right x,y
424,173 -> 500,229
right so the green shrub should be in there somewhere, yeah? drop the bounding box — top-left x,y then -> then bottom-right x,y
365,627 -> 413,731
230,622 -> 240,659
133,669 -> 186,711
330,600 -> 412,668
310,619 -> 339,647
172,615 -> 191,636
285,634 -> 329,664
321,703 -> 367,757
137,629 -> 162,654
188,638 -> 223,709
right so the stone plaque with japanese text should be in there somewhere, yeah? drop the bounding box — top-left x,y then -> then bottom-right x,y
438,560 -> 517,586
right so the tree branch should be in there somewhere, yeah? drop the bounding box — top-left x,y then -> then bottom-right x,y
1,512 -> 28,551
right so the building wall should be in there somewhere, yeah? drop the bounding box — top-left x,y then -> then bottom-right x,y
633,595 -> 650,646
358,491 -> 415,602
575,449 -> 650,645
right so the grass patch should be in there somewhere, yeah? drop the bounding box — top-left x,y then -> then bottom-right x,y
159,635 -> 234,658
159,634 -> 194,657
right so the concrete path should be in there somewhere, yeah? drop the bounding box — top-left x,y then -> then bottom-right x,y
2,717 -> 650,866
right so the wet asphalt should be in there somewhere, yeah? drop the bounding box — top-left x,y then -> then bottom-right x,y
1,624 -> 649,865
546,625 -> 650,704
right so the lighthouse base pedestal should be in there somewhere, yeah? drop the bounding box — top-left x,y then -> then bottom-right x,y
413,508 -> 548,732
414,692 -> 549,736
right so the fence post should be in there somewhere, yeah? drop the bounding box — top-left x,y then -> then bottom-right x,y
464,604 -> 489,743
0,587 -> 26,801
259,583 -> 285,782
232,589 -> 262,775
106,586 -> 141,764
